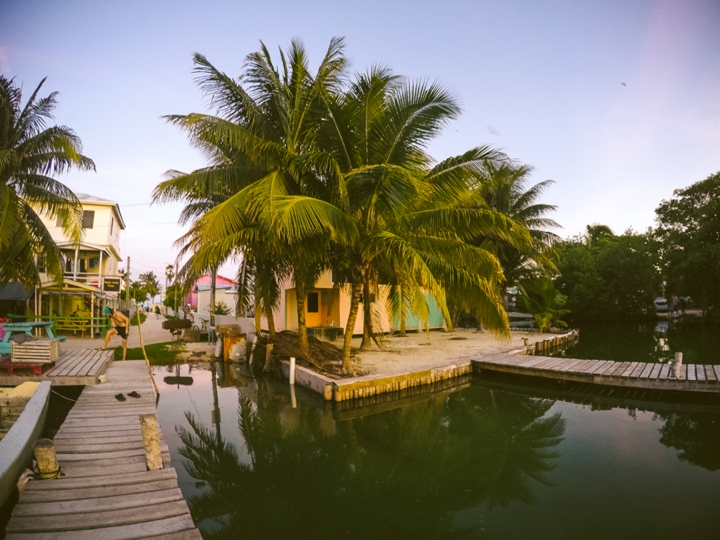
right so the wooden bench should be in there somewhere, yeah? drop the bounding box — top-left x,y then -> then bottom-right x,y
162,319 -> 192,340
54,318 -> 91,338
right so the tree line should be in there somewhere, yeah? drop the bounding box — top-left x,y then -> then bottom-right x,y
555,170 -> 720,324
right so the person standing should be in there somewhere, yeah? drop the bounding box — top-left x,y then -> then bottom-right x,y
101,307 -> 130,360
154,305 -> 161,319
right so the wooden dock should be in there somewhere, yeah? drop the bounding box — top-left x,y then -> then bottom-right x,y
473,352 -> 720,393
5,360 -> 201,539
0,350 -> 113,386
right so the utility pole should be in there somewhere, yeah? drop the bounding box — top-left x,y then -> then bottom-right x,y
125,256 -> 130,312
210,266 -> 217,327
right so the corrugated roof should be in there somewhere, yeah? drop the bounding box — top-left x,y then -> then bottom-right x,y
75,193 -> 116,203
0,283 -> 32,300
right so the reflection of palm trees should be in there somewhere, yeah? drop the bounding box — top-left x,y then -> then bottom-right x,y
176,386 -> 564,539
657,412 -> 720,471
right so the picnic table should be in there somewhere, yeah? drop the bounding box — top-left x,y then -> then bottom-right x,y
0,322 -> 65,356
54,317 -> 91,338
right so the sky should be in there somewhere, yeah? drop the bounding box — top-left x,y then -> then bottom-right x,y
2,0 -> 719,281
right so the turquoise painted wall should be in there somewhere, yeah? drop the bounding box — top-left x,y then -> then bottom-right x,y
392,293 -> 444,329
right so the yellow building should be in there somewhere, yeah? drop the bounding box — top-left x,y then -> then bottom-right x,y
275,271 -> 445,338
34,193 -> 126,337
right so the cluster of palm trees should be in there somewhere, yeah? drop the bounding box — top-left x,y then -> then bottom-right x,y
155,38 -> 559,371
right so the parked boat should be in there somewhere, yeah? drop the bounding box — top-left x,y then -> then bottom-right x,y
0,381 -> 51,507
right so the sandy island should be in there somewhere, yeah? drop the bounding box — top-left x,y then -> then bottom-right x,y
345,328 -> 550,377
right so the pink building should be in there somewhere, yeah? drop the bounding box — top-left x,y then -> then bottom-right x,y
184,274 -> 237,310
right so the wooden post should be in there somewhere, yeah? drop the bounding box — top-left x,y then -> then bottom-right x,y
139,414 -> 163,470
522,337 -> 529,346
137,309 -> 160,395
289,357 -> 296,385
290,381 -> 297,409
672,352 -> 683,378
33,439 -> 60,479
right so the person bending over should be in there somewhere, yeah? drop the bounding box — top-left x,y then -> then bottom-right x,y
101,308 -> 130,360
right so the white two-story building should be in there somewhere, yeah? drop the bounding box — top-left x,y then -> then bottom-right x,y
34,193 -> 126,336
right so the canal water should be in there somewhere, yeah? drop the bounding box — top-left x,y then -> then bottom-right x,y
154,362 -> 720,540
552,320 -> 720,364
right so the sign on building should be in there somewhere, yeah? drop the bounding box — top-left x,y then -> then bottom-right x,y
103,277 -> 121,292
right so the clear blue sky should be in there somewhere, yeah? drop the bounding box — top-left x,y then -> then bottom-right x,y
2,0 -> 719,280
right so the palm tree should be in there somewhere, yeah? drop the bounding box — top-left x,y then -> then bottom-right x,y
0,76 -> 95,288
318,68 -> 522,367
584,223 -> 615,248
467,162 -> 561,322
164,264 -> 174,314
162,40 -> 529,373
138,271 -> 161,302
520,277 -> 570,333
161,38 -> 353,361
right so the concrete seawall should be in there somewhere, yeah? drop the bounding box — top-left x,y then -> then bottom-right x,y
281,331 -> 580,403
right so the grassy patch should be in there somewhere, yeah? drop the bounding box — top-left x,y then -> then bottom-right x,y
113,341 -> 184,365
130,312 -> 147,326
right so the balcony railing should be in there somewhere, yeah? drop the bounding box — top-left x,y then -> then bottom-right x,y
62,272 -> 117,289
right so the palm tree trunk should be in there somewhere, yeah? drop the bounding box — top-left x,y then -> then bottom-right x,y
263,303 -> 276,372
399,291 -> 407,337
254,302 -> 262,335
360,279 -> 373,350
451,305 -> 461,330
444,299 -> 455,333
295,279 -> 310,359
342,282 -> 362,373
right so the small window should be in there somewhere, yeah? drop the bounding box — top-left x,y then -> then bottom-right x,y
82,210 -> 95,229
307,292 -> 319,313
321,290 -> 329,306
36,257 -> 46,273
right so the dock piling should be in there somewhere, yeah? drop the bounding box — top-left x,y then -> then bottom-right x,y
32,438 -> 61,479
672,352 -> 683,379
139,414 -> 163,470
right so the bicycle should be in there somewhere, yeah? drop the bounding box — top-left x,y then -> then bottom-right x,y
191,317 -> 209,332
191,317 -> 215,343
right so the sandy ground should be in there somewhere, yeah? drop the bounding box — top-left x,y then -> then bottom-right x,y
58,318 -> 556,378
60,314 -> 177,350
346,328 -> 550,377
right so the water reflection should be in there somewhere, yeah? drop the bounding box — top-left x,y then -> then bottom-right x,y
175,374 -> 565,539
657,412 -> 720,471
553,321 -> 720,364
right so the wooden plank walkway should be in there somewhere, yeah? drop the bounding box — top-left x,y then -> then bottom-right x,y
0,350 -> 113,386
473,353 -> 720,393
5,360 -> 201,540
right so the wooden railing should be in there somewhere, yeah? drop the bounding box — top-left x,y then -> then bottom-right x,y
7,314 -> 111,338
